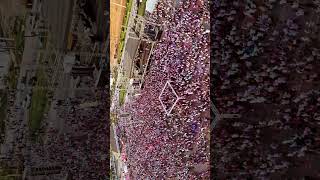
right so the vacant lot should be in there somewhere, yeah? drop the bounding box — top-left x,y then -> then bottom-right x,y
110,0 -> 127,67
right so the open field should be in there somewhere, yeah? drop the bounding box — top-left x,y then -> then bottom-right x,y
111,67 -> 118,98
29,68 -> 49,140
13,16 -> 25,64
110,0 -> 127,67
137,0 -> 147,16
28,50 -> 52,140
116,0 -> 133,64
119,88 -> 126,106
0,168 -> 19,180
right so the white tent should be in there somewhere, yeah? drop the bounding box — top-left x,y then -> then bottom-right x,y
146,0 -> 159,13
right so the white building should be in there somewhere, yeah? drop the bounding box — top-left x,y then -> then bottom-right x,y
146,0 -> 160,13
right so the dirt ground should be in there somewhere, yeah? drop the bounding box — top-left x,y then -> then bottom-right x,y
110,0 -> 126,67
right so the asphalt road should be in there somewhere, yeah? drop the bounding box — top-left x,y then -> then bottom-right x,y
2,0 -> 74,167
1,8 -> 38,164
112,0 -> 138,110
95,0 -> 108,41
122,38 -> 140,77
40,0 -> 75,50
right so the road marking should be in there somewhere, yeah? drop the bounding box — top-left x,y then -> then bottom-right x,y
111,2 -> 126,8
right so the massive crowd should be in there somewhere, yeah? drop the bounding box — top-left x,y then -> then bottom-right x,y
0,75 -> 109,179
211,0 -> 320,178
35,77 -> 109,179
0,88 -> 29,166
0,1 -> 109,179
118,0 -> 210,179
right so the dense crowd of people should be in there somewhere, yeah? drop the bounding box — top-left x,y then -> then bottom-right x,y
1,0 -> 319,179
36,77 -> 109,179
1,72 -> 109,179
0,88 -> 29,165
0,1 -> 109,179
211,0 -> 320,178
118,0 -> 210,179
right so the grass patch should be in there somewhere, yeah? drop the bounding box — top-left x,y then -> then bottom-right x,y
0,90 -> 8,142
7,63 -> 19,90
124,0 -> 133,28
28,68 -> 49,141
28,50 -> 54,141
0,168 -> 18,178
111,67 -> 118,98
0,175 -> 19,180
138,0 -> 147,16
13,16 -> 25,64
117,40 -> 124,64
29,88 -> 48,140
111,112 -> 118,124
117,0 -> 133,64
119,88 -> 127,106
